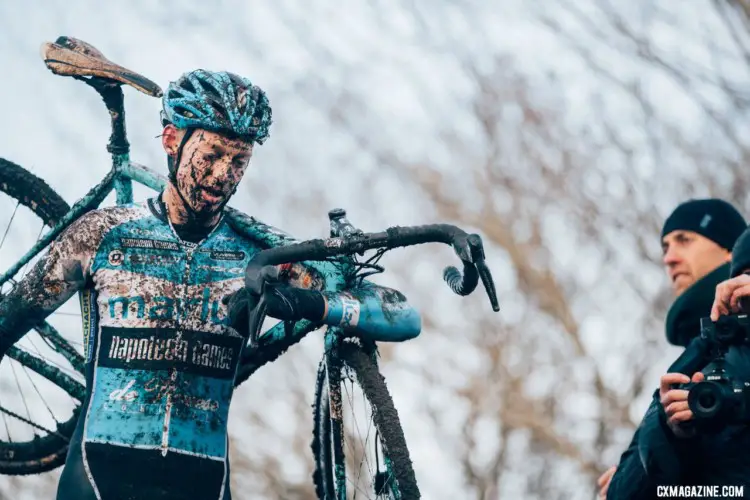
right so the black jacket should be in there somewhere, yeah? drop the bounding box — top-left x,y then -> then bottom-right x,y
608,337 -> 750,499
607,263 -> 750,499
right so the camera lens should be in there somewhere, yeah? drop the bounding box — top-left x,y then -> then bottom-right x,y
697,393 -> 717,411
688,381 -> 725,419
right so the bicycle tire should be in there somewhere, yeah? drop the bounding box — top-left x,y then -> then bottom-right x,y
312,360 -> 335,499
311,343 -> 420,499
0,157 -> 81,475
0,158 -> 70,227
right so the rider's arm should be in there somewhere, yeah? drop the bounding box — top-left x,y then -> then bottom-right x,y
284,264 -> 421,342
0,211 -> 104,356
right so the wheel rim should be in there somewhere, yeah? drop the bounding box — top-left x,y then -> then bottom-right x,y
0,159 -> 83,473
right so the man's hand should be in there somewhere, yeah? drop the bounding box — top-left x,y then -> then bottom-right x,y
224,285 -> 326,334
597,465 -> 616,499
711,274 -> 750,320
659,372 -> 705,437
262,285 -> 326,322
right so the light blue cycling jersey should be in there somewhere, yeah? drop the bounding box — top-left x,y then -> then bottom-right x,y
52,196 -> 290,500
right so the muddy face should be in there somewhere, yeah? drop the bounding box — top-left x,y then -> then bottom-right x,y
171,129 -> 254,216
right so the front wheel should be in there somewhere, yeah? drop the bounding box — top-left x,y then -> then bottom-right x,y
311,341 -> 420,499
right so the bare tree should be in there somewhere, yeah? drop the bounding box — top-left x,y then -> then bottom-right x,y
3,1 -> 749,499
273,1 -> 750,497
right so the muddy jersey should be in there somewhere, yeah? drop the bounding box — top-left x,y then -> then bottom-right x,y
46,198 -> 268,500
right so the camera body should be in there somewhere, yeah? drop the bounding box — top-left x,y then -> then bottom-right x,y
685,315 -> 750,431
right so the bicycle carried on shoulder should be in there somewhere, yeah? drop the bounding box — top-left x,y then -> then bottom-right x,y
0,36 -> 499,499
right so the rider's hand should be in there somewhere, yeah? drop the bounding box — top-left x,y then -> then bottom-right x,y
225,288 -> 256,333
659,372 -> 705,438
224,285 -> 326,331
262,284 -> 326,322
597,465 -> 616,499
711,273 -> 750,320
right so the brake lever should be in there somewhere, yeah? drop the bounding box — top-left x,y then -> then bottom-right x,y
467,234 -> 500,312
476,260 -> 500,312
247,295 -> 267,349
245,265 -> 282,349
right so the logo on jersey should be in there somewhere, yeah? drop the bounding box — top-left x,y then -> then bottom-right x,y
128,254 -> 182,265
108,250 -> 124,266
80,289 -> 96,361
107,287 -> 227,324
107,378 -> 220,412
109,379 -> 138,401
209,251 -> 245,261
120,237 -> 180,251
107,336 -> 234,372
98,327 -> 242,380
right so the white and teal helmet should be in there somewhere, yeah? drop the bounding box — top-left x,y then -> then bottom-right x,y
161,69 -> 272,144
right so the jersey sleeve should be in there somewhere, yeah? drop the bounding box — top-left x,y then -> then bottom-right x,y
0,210 -> 113,355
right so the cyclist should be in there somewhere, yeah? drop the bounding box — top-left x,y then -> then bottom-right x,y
0,69 -> 421,500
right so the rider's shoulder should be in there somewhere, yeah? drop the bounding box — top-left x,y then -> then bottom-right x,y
222,212 -> 299,249
64,203 -> 151,238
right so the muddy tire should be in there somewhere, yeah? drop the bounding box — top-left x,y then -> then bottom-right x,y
311,343 -> 420,499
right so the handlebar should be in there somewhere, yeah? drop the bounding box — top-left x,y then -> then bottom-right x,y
243,215 -> 500,349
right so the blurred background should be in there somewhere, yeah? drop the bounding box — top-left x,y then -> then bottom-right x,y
1,0 -> 749,498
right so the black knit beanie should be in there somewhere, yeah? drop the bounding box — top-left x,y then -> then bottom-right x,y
661,199 -> 746,252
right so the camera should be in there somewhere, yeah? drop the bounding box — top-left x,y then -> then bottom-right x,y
685,315 -> 750,431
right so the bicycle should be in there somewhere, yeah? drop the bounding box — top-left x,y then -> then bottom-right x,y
0,36 -> 499,499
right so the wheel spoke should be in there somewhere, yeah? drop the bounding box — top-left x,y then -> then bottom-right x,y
0,396 -> 12,443
27,337 -> 78,406
48,312 -> 82,318
0,200 -> 21,252
323,353 -> 405,500
343,377 -> 375,490
21,363 -> 59,423
346,474 -> 376,499
8,361 -> 35,437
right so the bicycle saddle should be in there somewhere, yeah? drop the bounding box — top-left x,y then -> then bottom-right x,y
40,36 -> 163,98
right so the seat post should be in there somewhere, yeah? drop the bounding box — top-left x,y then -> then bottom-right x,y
80,77 -> 130,156
81,77 -> 133,204
99,83 -> 129,156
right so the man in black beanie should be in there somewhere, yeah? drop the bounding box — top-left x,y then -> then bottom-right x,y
600,199 -> 747,499
662,199 -> 747,346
